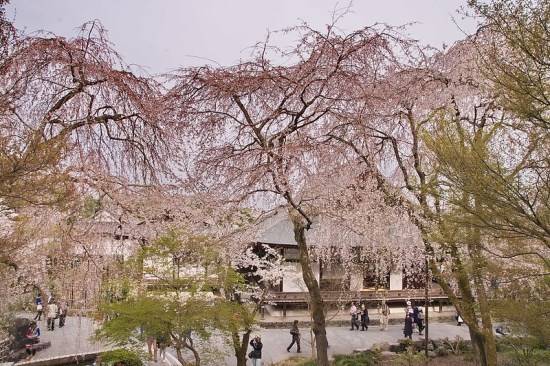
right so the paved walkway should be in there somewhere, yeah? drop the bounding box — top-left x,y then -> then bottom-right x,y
10,311 -> 470,366
10,314 -> 112,364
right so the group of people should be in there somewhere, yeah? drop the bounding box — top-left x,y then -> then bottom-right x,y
348,302 -> 370,331
146,336 -> 171,363
403,300 -> 425,339
25,293 -> 69,360
247,319 -> 300,366
349,299 -> 425,339
33,293 -> 69,331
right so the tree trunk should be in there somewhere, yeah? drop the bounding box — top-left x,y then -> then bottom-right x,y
175,341 -> 201,366
429,245 -> 496,366
470,201 -> 498,366
232,330 -> 251,366
291,217 -> 330,366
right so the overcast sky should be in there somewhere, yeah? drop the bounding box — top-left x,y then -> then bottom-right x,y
5,0 -> 476,74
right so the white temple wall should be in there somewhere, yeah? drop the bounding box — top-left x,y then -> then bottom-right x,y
282,262 -> 319,292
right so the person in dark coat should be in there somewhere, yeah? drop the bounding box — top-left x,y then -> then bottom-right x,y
249,334 -> 263,366
360,303 -> 369,331
58,298 -> 68,327
287,320 -> 301,353
404,313 -> 413,339
413,304 -> 420,332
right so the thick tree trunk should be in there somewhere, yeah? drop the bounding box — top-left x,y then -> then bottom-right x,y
470,209 -> 498,366
233,330 -> 251,366
292,218 -> 330,366
468,276 -> 497,366
429,247 -> 497,366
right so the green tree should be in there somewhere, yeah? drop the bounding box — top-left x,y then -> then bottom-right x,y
96,230 -> 256,366
468,0 -> 549,129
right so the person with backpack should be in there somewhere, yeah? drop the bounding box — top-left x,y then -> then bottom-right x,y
287,320 -> 301,353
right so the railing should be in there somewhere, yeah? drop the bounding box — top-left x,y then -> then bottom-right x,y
269,288 -> 448,303
267,288 -> 452,316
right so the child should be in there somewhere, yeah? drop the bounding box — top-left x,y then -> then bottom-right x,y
34,294 -> 43,321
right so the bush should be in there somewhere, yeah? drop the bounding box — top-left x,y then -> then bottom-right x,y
498,336 -> 550,366
98,349 -> 144,366
332,352 -> 380,365
500,336 -> 547,350
397,338 -> 414,353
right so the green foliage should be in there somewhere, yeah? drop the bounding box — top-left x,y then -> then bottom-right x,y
95,229 -> 257,366
297,359 -> 319,366
82,196 -> 101,218
396,338 -> 414,353
395,352 -> 428,366
497,336 -> 550,366
95,293 -> 254,345
332,351 -> 380,365
468,0 -> 549,128
490,276 -> 550,346
98,349 -> 144,366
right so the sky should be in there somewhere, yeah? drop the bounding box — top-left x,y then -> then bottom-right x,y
5,0 -> 477,74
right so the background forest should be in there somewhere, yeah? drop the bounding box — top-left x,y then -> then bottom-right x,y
0,1 -> 548,366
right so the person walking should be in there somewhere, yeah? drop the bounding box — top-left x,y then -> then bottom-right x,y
349,302 -> 360,330
404,313 -> 413,339
24,320 -> 40,360
58,298 -> 68,328
379,300 -> 390,331
46,298 -> 58,331
249,334 -> 263,366
146,336 -> 157,362
287,320 -> 301,353
34,294 -> 43,321
412,304 -> 420,332
405,300 -> 413,317
417,308 -> 425,335
360,303 -> 369,331
157,337 -> 169,362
